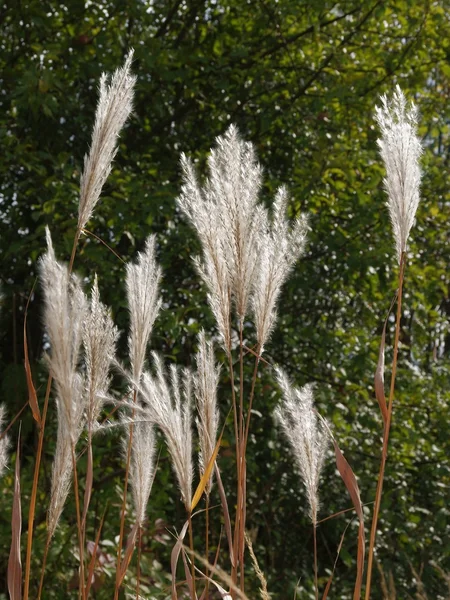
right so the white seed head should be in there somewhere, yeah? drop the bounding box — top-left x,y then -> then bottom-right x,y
139,356 -> 193,510
83,276 -> 118,427
123,412 -> 156,527
47,396 -> 78,540
40,228 -> 88,444
126,235 -> 162,383
78,50 -> 136,231
274,369 -> 328,525
178,125 -> 265,341
375,85 -> 422,262
194,330 -> 220,494
40,229 -> 88,537
252,186 -> 308,352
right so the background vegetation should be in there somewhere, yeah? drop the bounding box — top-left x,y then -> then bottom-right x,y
0,0 -> 449,598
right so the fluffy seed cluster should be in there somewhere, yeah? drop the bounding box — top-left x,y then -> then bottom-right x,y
375,85 -> 423,262
123,236 -> 162,525
40,229 -> 88,538
138,355 -> 193,511
194,330 -> 220,493
83,276 -> 118,429
178,125 -> 308,352
78,50 -> 136,231
126,235 -> 162,383
274,370 -> 328,525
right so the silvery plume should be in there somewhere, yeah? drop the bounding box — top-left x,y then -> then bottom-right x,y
253,186 -> 308,353
39,228 -> 88,537
126,235 -> 162,383
139,355 -> 193,511
0,405 -> 9,478
78,50 -> 136,232
123,417 -> 156,527
194,330 -> 220,494
375,85 -> 423,262
121,236 -> 162,525
177,125 -> 266,345
83,275 -> 118,430
274,370 -> 328,525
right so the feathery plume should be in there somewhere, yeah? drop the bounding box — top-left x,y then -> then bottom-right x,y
47,400 -> 77,540
252,186 -> 308,352
178,154 -> 232,349
78,50 -> 136,231
83,276 -> 118,428
126,235 -> 162,383
178,125 -> 265,339
274,370 -> 328,525
139,355 -> 193,510
194,330 -> 220,494
39,228 -> 87,536
375,85 -> 423,262
123,416 -> 156,527
0,405 -> 10,478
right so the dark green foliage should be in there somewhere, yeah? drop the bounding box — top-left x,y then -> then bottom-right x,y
0,0 -> 449,598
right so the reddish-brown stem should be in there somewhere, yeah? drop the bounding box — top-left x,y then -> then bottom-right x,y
71,443 -> 86,600
239,347 -> 260,593
69,229 -> 81,272
238,319 -> 245,592
114,389 -> 137,600
136,525 -> 142,600
313,523 -> 319,600
229,345 -> 241,596
188,512 -> 196,599
37,536 -> 51,600
23,374 -> 51,600
365,252 -> 406,600
205,493 -> 210,598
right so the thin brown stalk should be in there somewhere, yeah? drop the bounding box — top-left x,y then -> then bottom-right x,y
239,347 -> 260,594
205,493 -> 210,599
71,443 -> 86,600
0,401 -> 28,440
82,228 -> 126,264
313,524 -> 319,600
69,229 -> 81,273
37,538 -> 50,600
114,390 -> 136,600
81,429 -> 94,546
238,319 -> 245,593
136,525 -> 142,600
365,252 -> 406,600
229,344 -> 241,596
188,512 -> 196,600
23,374 -> 51,600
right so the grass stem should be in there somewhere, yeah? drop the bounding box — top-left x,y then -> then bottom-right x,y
365,252 -> 406,599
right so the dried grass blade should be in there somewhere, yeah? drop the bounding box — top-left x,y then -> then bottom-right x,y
375,294 -> 396,425
82,444 -> 94,529
171,519 -> 190,599
332,440 -> 365,600
214,463 -> 235,568
184,546 -> 250,600
375,321 -> 388,425
8,431 -> 22,600
182,548 -> 197,599
85,508 -> 107,598
321,517 -> 353,600
191,429 -> 223,512
24,286 -> 40,426
118,522 -> 139,586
